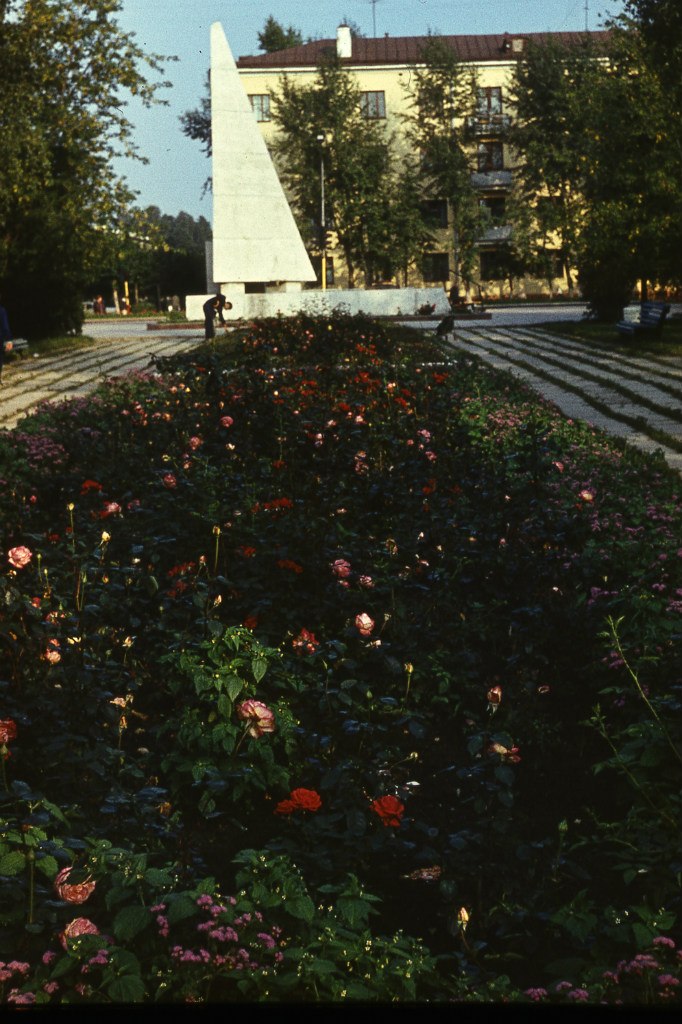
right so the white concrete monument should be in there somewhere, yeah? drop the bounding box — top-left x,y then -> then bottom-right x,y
209,21 -> 316,291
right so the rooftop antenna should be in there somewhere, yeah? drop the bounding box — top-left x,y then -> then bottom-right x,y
368,0 -> 383,37
584,0 -> 589,31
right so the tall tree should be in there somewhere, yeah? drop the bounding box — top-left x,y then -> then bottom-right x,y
505,37 -> 595,294
258,16 -> 303,53
270,56 -> 428,287
402,36 -> 480,294
0,0 -> 171,338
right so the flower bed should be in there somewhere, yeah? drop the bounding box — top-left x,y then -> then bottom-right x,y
0,313 -> 681,1004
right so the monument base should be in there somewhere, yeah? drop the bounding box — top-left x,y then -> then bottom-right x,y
185,287 -> 450,323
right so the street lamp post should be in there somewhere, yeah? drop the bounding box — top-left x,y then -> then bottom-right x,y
317,132 -> 327,291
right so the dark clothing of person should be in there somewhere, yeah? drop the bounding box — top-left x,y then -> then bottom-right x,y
0,303 -> 11,377
203,293 -> 230,340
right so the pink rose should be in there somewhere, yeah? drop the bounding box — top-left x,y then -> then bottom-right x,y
99,502 -> 121,518
331,558 -> 351,579
220,416 -> 234,428
54,867 -> 96,905
60,917 -> 100,949
162,473 -> 177,489
8,546 -> 32,569
355,612 -> 375,636
188,436 -> 202,450
236,699 -> 276,738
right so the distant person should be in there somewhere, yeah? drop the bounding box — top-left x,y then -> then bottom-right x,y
93,295 -> 106,315
0,295 -> 12,380
203,293 -> 232,340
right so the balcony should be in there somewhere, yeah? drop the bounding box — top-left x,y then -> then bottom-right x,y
471,169 -> 512,190
476,224 -> 513,245
467,114 -> 511,136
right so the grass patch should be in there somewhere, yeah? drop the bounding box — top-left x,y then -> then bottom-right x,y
538,316 -> 682,357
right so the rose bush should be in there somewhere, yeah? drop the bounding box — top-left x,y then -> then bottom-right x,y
0,314 -> 681,1003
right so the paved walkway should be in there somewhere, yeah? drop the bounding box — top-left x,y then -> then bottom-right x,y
444,323 -> 682,474
1,320 -> 681,476
0,330 -> 202,431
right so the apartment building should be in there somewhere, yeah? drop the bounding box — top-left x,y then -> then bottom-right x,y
236,26 -> 607,298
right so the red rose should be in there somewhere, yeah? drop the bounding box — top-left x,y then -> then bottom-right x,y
290,788 -> 322,812
370,794 -> 405,827
275,788 -> 322,815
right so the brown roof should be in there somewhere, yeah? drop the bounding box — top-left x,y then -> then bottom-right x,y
236,31 -> 611,69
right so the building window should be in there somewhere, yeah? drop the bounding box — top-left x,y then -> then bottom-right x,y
360,91 -> 386,119
479,196 -> 506,224
420,199 -> 449,228
477,87 -> 503,116
421,252 -> 450,282
249,94 -> 271,122
477,141 -> 504,172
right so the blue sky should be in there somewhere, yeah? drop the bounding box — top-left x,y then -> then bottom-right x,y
114,0 -> 625,222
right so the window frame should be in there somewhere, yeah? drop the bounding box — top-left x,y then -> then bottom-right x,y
248,94 -> 271,122
360,91 -> 386,120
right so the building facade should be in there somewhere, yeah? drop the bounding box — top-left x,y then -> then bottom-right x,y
236,26 -> 608,299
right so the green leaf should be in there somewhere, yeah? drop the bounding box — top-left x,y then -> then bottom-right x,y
336,895 -> 372,929
0,850 -> 26,876
285,894 -> 315,923
166,893 -> 198,925
113,904 -> 151,942
107,975 -> 146,1003
143,867 -> 173,887
227,675 -> 244,702
50,955 -> 78,980
36,854 -> 59,880
252,656 -> 267,683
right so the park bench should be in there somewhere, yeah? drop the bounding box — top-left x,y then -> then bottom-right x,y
616,301 -> 670,339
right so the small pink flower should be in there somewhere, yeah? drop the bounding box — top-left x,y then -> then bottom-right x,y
355,612 -> 375,636
188,436 -> 203,450
578,488 -> 595,502
162,473 -> 177,489
8,546 -> 32,569
220,416 -> 234,428
331,558 -> 351,579
236,699 -> 276,738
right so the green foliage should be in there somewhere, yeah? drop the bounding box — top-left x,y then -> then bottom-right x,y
257,15 -> 303,54
509,25 -> 682,316
0,0 -> 172,339
270,59 -> 429,286
402,36 -> 480,288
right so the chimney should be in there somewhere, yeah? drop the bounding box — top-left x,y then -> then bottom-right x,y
336,24 -> 352,59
